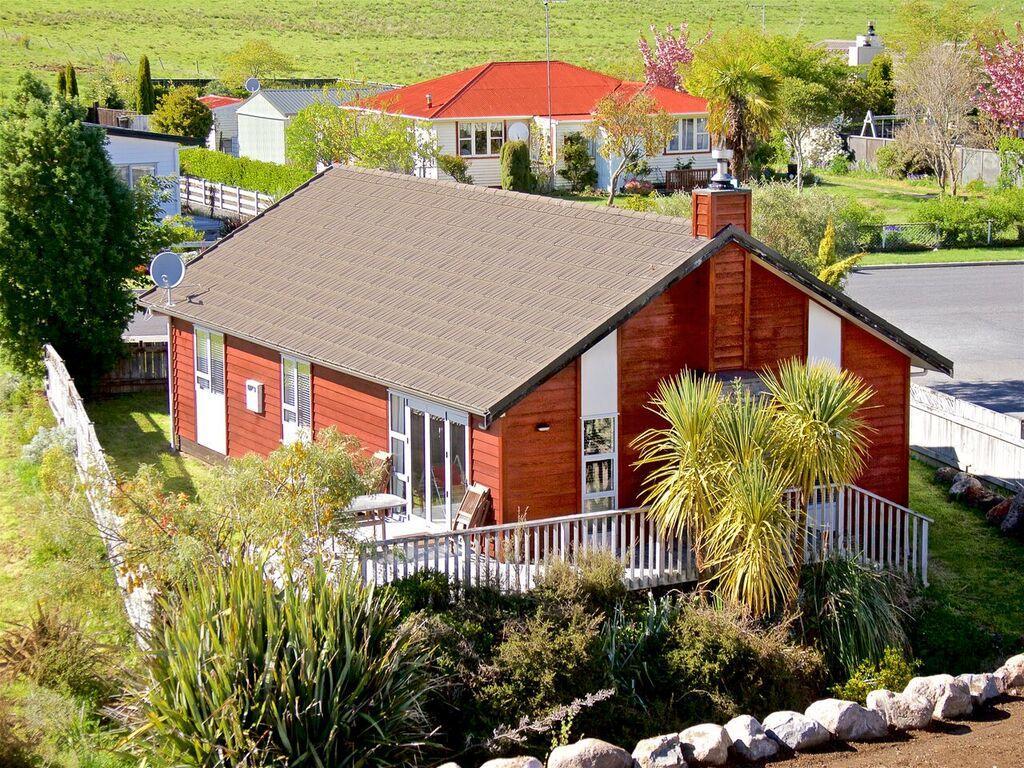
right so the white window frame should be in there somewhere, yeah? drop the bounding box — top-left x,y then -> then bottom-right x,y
457,121 -> 506,157
115,163 -> 157,189
666,117 -> 711,154
194,327 -> 224,395
281,355 -> 312,444
581,414 -> 618,513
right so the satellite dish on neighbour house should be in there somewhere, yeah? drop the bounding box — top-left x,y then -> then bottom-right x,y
150,251 -> 185,307
508,121 -> 530,142
244,77 -> 261,93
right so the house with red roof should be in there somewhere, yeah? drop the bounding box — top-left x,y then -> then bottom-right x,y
198,95 -> 245,156
351,61 -> 712,190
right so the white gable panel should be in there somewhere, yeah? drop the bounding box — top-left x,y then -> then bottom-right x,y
581,330 -> 617,416
807,301 -> 843,368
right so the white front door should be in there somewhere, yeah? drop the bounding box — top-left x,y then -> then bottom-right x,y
194,328 -> 227,454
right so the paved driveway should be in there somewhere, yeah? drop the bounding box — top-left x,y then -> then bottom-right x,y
845,264 -> 1024,418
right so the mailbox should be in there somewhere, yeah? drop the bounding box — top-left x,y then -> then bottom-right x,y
245,379 -> 264,413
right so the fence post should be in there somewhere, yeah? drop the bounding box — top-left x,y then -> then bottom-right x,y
881,227 -> 887,251
987,220 -> 992,245
921,520 -> 929,586
935,224 -> 941,250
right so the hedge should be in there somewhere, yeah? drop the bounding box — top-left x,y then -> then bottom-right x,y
179,148 -> 312,198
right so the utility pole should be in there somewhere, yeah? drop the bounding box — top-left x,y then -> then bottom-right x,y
543,0 -> 565,186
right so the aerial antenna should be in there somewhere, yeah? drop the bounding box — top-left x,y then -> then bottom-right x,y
244,77 -> 261,93
149,251 -> 186,307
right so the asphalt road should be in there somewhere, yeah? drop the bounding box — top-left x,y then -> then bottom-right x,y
845,264 -> 1024,418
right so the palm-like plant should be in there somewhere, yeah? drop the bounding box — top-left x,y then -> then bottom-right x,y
684,32 -> 783,180
633,360 -> 874,616
762,359 -> 874,567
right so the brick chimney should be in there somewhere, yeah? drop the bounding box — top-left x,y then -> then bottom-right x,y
691,148 -> 752,238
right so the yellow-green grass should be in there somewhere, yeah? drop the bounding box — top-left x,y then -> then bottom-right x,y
1,0 -> 1019,94
858,245 -> 1024,266
86,390 -> 213,498
908,459 -> 1024,671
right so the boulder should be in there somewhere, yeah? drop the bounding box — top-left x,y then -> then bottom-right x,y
547,739 -> 632,768
632,734 -> 686,768
1000,491 -> 1024,540
934,465 -> 960,485
974,493 -> 1004,513
903,674 -> 972,720
436,764 -> 462,768
804,699 -> 888,741
724,715 -> 778,762
1001,653 -> 1024,694
949,472 -> 983,500
762,710 -> 831,752
987,498 -> 1010,526
867,689 -> 932,731
958,673 -> 1000,706
481,760 -> 542,768
678,724 -> 730,766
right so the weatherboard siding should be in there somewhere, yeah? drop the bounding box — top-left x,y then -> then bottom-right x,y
224,335 -> 282,458
471,420 -> 503,523
170,319 -> 196,445
311,365 -> 388,453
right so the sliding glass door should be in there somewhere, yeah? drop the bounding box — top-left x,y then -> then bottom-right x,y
389,393 -> 470,526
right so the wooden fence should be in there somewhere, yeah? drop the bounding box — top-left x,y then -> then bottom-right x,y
179,175 -> 275,219
359,484 -> 931,593
664,167 -> 714,193
43,344 -> 154,642
98,341 -> 168,395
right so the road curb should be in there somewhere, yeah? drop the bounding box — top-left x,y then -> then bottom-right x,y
854,260 -> 1024,271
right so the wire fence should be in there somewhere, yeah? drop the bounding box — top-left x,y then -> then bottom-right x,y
858,221 -> 1013,251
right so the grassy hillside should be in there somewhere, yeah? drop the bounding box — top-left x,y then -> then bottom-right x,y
0,0 -> 1018,94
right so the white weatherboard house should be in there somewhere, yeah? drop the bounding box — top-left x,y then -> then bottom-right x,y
91,123 -> 202,218
350,60 -> 714,191
198,95 -> 245,156
236,85 -> 397,164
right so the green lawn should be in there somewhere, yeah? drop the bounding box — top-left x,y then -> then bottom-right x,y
812,171 -> 951,222
86,390 -> 212,498
2,0 -> 1020,94
907,459 -> 1024,672
859,245 -> 1024,266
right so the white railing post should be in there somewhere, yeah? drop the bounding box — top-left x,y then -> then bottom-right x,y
921,520 -> 929,586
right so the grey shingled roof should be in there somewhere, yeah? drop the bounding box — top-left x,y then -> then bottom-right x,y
139,166 -> 713,417
252,86 -> 391,117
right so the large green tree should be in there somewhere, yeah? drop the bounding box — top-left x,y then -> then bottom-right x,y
0,74 -> 154,387
150,86 -> 213,139
220,40 -> 295,88
684,30 -> 782,181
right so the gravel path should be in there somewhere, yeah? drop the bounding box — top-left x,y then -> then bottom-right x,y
774,697 -> 1024,767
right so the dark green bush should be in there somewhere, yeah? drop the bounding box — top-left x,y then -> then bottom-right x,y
558,132 -> 597,193
828,155 -> 851,175
875,142 -> 931,179
138,557 -> 432,768
799,555 -> 910,678
665,599 -> 827,723
179,147 -> 312,197
832,646 -> 918,702
387,570 -> 457,614
500,140 -> 535,192
437,154 -> 474,184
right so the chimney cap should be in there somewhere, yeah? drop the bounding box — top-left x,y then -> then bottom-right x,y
709,147 -> 735,190
425,93 -> 433,107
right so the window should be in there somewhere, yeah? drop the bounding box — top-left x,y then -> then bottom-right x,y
458,121 -> 505,156
582,416 -> 617,513
281,356 -> 312,444
115,164 -> 157,189
666,117 -> 710,153
194,328 -> 224,395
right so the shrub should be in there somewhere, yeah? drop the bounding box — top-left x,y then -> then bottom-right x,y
0,605 -> 120,702
828,155 -> 851,175
799,555 -> 910,678
500,140 -> 535,192
437,154 -> 473,184
387,570 -> 457,614
798,127 -> 845,170
664,598 -> 827,722
910,196 -> 989,247
0,695 -> 38,768
616,194 -> 657,212
652,192 -> 692,218
558,132 -> 597,193
980,187 -> 1024,242
875,141 -> 931,179
623,179 -> 654,196
0,371 -> 34,412
150,86 -> 213,140
2,391 -> 54,449
832,646 -> 919,703
20,426 -> 74,463
179,147 -> 312,197
138,556 -> 432,768
533,550 -> 626,613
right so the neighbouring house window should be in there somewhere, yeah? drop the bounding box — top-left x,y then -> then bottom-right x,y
281,356 -> 312,444
582,416 -> 617,513
115,163 -> 157,188
666,117 -> 710,153
458,121 -> 505,156
194,328 -> 225,395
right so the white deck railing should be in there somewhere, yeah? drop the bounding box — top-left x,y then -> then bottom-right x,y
359,485 -> 931,593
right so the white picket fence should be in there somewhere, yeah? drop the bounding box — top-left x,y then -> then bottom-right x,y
179,175 -> 274,218
359,484 -> 931,593
42,344 -> 154,641
911,384 -> 1024,490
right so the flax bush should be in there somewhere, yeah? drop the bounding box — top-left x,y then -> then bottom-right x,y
137,556 -> 433,768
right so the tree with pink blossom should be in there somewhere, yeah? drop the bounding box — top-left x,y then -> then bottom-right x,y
977,22 -> 1024,131
638,24 -> 709,91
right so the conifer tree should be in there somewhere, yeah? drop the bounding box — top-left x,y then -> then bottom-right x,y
136,55 -> 155,114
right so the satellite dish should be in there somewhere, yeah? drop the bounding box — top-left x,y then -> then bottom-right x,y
508,121 -> 530,142
244,77 -> 261,93
150,251 -> 185,306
